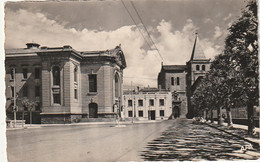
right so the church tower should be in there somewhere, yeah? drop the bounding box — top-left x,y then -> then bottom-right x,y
186,33 -> 210,118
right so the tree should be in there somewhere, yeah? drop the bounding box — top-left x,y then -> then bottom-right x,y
19,97 -> 38,126
225,0 -> 258,135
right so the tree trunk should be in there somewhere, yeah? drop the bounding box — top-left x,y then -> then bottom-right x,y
30,111 -> 32,126
218,107 -> 224,125
206,110 -> 208,121
226,107 -> 233,127
22,111 -> 24,127
247,102 -> 255,135
210,109 -> 214,123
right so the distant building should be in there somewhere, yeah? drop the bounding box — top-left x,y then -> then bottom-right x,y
5,43 -> 126,124
123,87 -> 172,120
158,34 -> 211,118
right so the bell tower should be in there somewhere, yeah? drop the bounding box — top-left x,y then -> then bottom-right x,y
186,33 -> 210,118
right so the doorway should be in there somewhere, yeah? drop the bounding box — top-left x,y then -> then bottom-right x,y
148,110 -> 156,120
89,103 -> 98,118
173,106 -> 180,118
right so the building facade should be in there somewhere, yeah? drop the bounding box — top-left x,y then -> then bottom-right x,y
5,43 -> 126,124
158,34 -> 211,118
123,88 -> 172,120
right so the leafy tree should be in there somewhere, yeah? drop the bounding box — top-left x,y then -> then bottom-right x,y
19,97 -> 38,126
225,0 -> 258,135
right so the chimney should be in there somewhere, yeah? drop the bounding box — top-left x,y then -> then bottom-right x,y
26,43 -> 40,49
159,85 -> 161,91
137,86 -> 140,92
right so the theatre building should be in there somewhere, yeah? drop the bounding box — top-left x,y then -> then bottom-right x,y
5,43 -> 126,124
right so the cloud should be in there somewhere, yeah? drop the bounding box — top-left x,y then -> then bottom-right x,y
155,19 -> 198,65
213,26 -> 222,40
224,13 -> 232,21
5,9 -> 158,87
5,9 -> 220,87
203,18 -> 213,24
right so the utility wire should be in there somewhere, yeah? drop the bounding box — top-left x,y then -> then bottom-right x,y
130,1 -> 164,61
120,0 -> 152,50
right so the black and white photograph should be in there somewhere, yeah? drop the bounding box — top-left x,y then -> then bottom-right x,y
2,0 -> 260,161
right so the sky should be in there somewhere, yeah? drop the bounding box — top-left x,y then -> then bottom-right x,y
4,0 -> 247,88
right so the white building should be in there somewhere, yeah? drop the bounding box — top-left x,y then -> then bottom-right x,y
123,88 -> 172,120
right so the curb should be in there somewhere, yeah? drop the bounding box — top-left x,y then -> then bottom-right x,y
6,120 -> 164,130
205,122 -> 260,149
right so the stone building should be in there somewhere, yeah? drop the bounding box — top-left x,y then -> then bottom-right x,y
123,87 -> 172,120
5,43 -> 126,124
158,34 -> 210,118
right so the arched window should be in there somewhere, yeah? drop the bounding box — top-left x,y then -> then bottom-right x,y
171,77 -> 174,85
53,66 -> 60,86
177,77 -> 180,85
196,65 -> 200,71
202,65 -> 206,71
115,74 -> 119,98
74,66 -> 77,83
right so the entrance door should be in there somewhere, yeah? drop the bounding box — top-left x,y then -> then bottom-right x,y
89,103 -> 98,118
148,110 -> 156,120
173,106 -> 180,118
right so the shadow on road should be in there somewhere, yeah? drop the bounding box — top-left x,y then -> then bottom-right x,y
140,119 -> 260,161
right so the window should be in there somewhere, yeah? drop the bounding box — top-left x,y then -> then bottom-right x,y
138,110 -> 143,117
11,86 -> 14,97
196,65 -> 200,71
160,110 -> 165,117
177,77 -> 180,85
138,99 -> 143,107
74,89 -> 78,99
53,66 -> 60,86
128,100 -> 133,107
159,99 -> 164,106
35,86 -> 40,97
171,77 -> 174,85
128,111 -> 133,117
53,94 -> 61,104
202,65 -> 206,71
115,74 -> 119,98
23,86 -> 28,97
74,67 -> 77,83
89,74 -> 97,92
35,68 -> 40,79
23,68 -> 28,79
149,99 -> 154,106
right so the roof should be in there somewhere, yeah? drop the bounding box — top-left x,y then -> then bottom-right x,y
190,34 -> 207,60
162,65 -> 186,71
5,43 -> 127,68
123,87 -> 170,95
190,76 -> 204,94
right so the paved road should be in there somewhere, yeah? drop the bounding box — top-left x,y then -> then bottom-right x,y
141,119 -> 260,161
7,121 -> 172,162
7,119 -> 260,162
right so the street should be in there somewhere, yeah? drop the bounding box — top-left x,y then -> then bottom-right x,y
7,121 -> 172,162
7,119 -> 260,162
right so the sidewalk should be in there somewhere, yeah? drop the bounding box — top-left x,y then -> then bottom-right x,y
205,121 -> 260,148
6,119 -> 163,131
